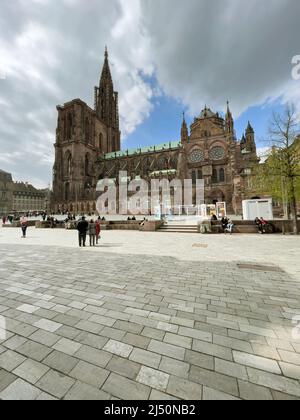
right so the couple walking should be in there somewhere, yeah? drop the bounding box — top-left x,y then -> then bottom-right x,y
76,217 -> 101,247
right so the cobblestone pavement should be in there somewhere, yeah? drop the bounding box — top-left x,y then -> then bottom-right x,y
0,242 -> 300,400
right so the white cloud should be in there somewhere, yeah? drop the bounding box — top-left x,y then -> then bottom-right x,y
141,0 -> 300,118
0,0 -> 300,188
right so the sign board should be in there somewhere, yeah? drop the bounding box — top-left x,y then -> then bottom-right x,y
216,202 -> 227,218
242,199 -> 273,221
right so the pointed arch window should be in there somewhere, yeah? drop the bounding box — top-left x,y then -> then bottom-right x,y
85,154 -> 90,176
85,117 -> 90,144
67,114 -> 73,140
64,152 -> 72,178
219,168 -> 225,183
192,171 -> 197,185
212,169 -> 218,184
99,133 -> 103,151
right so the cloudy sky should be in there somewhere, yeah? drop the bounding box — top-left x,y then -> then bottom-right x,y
0,0 -> 299,188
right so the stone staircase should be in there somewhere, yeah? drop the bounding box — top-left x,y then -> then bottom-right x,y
158,224 -> 198,234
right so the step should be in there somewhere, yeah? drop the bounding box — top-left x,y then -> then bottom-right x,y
158,230 -> 198,234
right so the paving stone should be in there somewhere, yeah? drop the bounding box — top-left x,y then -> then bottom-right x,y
192,340 -> 233,361
233,351 -> 281,374
75,320 -> 103,334
53,314 -> 80,327
0,350 -> 26,371
13,359 -> 50,384
170,317 -> 194,328
43,350 -> 79,375
100,327 -> 126,341
213,334 -> 253,353
29,330 -> 60,347
159,356 -> 190,379
239,324 -> 276,339
1,238 -> 300,401
9,322 -> 38,338
106,355 -> 141,380
0,378 -> 42,400
130,348 -> 161,369
122,333 -> 150,350
69,301 -> 87,310
178,326 -> 212,342
74,345 -> 112,368
157,322 -> 178,333
102,372 -> 150,400
16,304 -> 39,314
36,392 -> 58,400
279,362 -> 300,380
36,370 -> 75,399
64,380 -> 110,400
164,332 -> 192,349
271,390 -> 300,400
137,366 -> 170,392
148,340 -> 186,361
189,366 -> 239,397
142,327 -> 165,341
56,325 -> 81,340
75,331 -> 109,349
114,320 -> 143,334
125,308 -> 150,317
167,376 -> 202,400
0,369 -> 17,392
278,350 -> 300,366
16,340 -> 53,362
89,314 -> 116,327
215,358 -> 248,381
103,340 -> 133,358
247,367 -> 300,398
266,338 -> 294,352
185,350 -> 214,371
251,343 -> 280,360
238,380 -> 273,400
53,338 -> 82,356
3,335 -> 27,351
202,386 -> 240,401
69,361 -> 110,387
34,319 -> 62,333
149,390 -> 179,400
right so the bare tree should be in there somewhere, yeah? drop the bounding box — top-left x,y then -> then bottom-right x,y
268,104 -> 300,234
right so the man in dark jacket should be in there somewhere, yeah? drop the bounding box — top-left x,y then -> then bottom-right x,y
76,217 -> 89,247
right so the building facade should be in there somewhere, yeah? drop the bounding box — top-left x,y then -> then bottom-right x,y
12,182 -> 49,213
0,170 -> 49,215
0,169 -> 13,214
52,50 -> 259,215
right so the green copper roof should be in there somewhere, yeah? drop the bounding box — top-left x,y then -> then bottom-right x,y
150,169 -> 177,176
103,141 -> 181,160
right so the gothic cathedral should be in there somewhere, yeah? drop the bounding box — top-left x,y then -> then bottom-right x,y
52,49 -> 259,214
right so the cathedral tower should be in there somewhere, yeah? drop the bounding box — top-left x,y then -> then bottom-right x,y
94,48 -> 120,152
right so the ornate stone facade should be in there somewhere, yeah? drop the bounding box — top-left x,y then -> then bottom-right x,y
52,50 -> 258,215
0,169 -> 13,214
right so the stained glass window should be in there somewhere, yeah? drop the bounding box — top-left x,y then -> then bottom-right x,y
189,149 -> 205,163
209,147 -> 225,160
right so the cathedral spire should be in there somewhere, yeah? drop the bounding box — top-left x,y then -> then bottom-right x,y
94,48 -> 120,152
225,101 -> 234,135
181,112 -> 189,143
100,46 -> 113,87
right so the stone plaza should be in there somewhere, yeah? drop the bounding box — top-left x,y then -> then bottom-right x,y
0,227 -> 300,400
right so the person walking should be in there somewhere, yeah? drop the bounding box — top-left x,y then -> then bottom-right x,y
89,219 -> 96,247
76,216 -> 89,247
95,217 -> 101,245
20,215 -> 28,238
